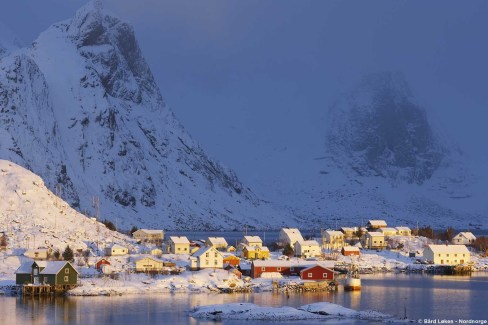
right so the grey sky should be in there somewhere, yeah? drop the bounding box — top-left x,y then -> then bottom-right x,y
1,0 -> 487,197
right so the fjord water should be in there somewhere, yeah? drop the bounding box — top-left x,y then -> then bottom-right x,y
1,274 -> 487,324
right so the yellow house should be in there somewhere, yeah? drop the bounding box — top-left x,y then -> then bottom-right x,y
135,256 -> 163,272
169,236 -> 190,254
242,245 -> 270,260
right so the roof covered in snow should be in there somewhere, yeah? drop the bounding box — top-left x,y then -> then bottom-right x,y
207,237 -> 228,246
395,227 -> 411,231
136,229 -> 164,235
453,232 -> 476,240
40,261 -> 79,275
342,246 -> 360,252
426,244 -> 470,254
323,230 -> 343,237
279,228 -> 304,242
243,236 -> 262,243
367,220 -> 387,227
296,240 -> 320,247
379,227 -> 397,233
193,246 -> 222,257
253,260 -> 335,268
15,261 -> 34,274
170,236 -> 190,244
366,232 -> 384,237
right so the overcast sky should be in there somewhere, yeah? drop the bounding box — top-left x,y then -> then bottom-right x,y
1,0 -> 487,196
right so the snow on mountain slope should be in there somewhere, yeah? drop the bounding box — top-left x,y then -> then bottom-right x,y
0,21 -> 22,58
266,72 -> 485,229
0,160 -> 131,256
0,1 -> 296,230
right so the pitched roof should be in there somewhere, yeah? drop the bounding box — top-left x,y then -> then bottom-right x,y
192,246 -> 222,258
300,264 -> 334,273
280,228 -> 304,242
135,256 -> 163,263
296,240 -> 320,247
368,220 -> 387,226
243,236 -> 262,243
207,237 -> 228,246
454,232 -> 476,240
366,232 -> 384,237
107,244 -> 126,250
395,227 -> 411,231
15,261 -> 34,274
40,261 -> 79,275
170,236 -> 190,244
324,230 -> 344,237
427,244 -> 470,254
242,244 -> 269,252
379,227 -> 397,233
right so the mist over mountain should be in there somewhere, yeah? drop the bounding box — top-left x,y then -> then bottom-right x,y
0,1 -> 297,230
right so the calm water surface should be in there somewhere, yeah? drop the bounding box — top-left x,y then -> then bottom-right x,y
1,273 -> 487,324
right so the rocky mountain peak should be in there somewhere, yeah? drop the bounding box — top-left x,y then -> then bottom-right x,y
327,72 -> 445,184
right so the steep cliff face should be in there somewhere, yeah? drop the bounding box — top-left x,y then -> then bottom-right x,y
327,72 -> 446,185
0,1 -> 293,230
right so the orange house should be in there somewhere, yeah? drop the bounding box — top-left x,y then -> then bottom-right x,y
223,255 -> 241,267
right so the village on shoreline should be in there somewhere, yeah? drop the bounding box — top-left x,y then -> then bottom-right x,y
1,218 -> 488,297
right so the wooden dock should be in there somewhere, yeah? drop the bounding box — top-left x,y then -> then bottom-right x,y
21,284 -> 78,296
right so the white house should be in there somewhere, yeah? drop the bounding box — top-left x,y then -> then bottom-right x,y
452,232 -> 476,245
169,236 -> 190,254
294,240 -> 321,258
379,228 -> 398,237
242,236 -> 263,247
423,245 -> 470,265
395,227 -> 412,236
322,230 -> 345,250
104,244 -> 128,256
205,237 -> 228,250
279,228 -> 304,246
362,232 -> 386,250
190,246 -> 223,270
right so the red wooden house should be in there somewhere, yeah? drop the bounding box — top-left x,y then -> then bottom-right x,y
251,260 -> 335,278
223,255 -> 241,267
299,265 -> 334,281
95,258 -> 111,271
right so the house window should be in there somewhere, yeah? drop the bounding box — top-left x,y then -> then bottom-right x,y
214,260 -> 218,265
178,247 -> 181,251
65,268 -> 69,274
323,273 -> 328,278
308,273 -> 313,278
277,267 -> 281,271
215,253 -> 218,258
206,253 -> 209,257
290,267 -> 294,271
64,276 -> 68,282
455,254 -> 457,257
261,267 -> 266,271
184,247 -> 187,251
447,254 -> 449,257
206,260 -> 209,265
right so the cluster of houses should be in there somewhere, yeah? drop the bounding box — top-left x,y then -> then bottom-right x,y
15,223 -> 478,289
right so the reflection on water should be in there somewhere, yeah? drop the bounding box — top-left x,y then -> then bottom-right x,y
1,274 -> 487,324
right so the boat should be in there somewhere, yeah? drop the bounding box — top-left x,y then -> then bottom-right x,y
344,264 -> 361,291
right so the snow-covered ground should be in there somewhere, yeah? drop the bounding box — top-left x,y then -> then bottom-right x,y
190,302 -> 406,321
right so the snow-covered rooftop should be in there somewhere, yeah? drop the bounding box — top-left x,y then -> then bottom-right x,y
207,237 -> 228,246
342,246 -> 360,252
454,232 -> 476,240
366,232 -> 384,237
170,236 -> 190,244
193,246 -> 222,258
138,229 -> 164,235
368,220 -> 387,227
296,240 -> 320,247
242,245 -> 269,252
243,236 -> 262,243
395,227 -> 411,231
253,260 -> 335,268
427,244 -> 470,254
40,261 -> 79,275
379,227 -> 397,233
15,261 -> 34,274
323,230 -> 343,237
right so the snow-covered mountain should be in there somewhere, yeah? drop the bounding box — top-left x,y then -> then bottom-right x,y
0,160 -> 130,253
0,21 -> 22,58
269,72 -> 485,229
0,1 -> 297,230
